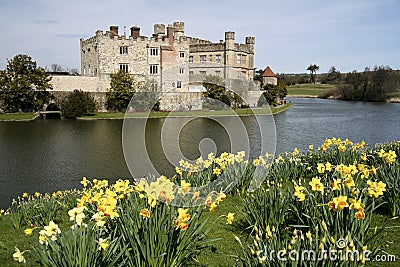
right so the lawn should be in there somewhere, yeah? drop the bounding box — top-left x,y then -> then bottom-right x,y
0,113 -> 37,121
79,103 -> 293,120
287,83 -> 335,97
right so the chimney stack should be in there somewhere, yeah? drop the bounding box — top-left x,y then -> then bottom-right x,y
110,26 -> 119,35
130,26 -> 140,39
167,24 -> 174,40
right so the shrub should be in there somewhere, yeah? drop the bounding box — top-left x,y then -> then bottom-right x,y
60,90 -> 97,118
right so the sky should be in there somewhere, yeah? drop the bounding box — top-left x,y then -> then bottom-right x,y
0,0 -> 399,74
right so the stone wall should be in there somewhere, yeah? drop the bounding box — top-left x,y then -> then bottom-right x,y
50,75 -> 110,92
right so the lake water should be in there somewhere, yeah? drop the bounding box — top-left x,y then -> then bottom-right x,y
1,98 -> 400,208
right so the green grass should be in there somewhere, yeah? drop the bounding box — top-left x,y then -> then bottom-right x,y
0,113 -> 36,121
287,83 -> 335,96
79,104 -> 293,120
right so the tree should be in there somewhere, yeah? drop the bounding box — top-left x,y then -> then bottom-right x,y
0,54 -> 52,112
326,66 -> 342,84
202,75 -> 231,107
258,78 -> 287,106
307,64 -> 320,84
106,70 -> 137,111
50,64 -> 65,72
60,90 -> 97,118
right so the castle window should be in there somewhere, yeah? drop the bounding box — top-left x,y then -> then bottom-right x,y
179,68 -> 185,74
216,55 -> 221,63
149,64 -> 159,75
120,46 -> 128,54
177,81 -> 182,88
199,71 -> 206,75
215,70 -> 221,76
242,55 -> 247,63
189,71 -> 194,75
150,47 -> 159,56
119,63 -> 129,73
189,56 -> 193,63
179,51 -> 185,58
200,55 -> 206,62
237,54 -> 242,64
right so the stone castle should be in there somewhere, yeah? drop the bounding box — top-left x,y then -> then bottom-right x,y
50,22 -> 264,110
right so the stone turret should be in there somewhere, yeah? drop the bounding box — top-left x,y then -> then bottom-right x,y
173,21 -> 185,39
245,36 -> 255,53
154,24 -> 165,38
225,31 -> 235,50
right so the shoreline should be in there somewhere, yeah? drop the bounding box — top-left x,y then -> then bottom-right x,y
78,103 -> 293,120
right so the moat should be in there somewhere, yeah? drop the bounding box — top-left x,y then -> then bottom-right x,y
1,98 -> 400,208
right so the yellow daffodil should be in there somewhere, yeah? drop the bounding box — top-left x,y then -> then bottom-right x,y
317,163 -> 325,174
174,208 -> 191,230
331,178 -> 342,191
226,213 -> 235,224
366,180 -> 386,198
80,177 -> 88,187
178,180 -> 191,194
98,238 -> 110,251
309,177 -> 324,193
328,195 -> 349,211
139,208 -> 150,219
209,202 -> 218,212
24,228 -> 34,237
213,167 -> 222,176
294,185 -> 306,201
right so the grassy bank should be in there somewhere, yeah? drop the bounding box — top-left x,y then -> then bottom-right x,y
287,83 -> 335,97
79,103 -> 293,120
1,138 -> 399,266
0,113 -> 37,121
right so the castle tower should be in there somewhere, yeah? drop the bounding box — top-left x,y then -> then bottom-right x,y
154,24 -> 165,39
173,22 -> 185,39
246,36 -> 255,78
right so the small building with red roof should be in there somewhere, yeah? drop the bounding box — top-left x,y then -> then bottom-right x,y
261,66 -> 278,86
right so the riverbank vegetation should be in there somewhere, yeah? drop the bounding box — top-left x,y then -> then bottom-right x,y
1,138 -> 399,266
281,66 -> 400,101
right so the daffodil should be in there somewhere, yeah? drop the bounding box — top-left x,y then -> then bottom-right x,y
174,208 -> 191,230
178,180 -> 191,194
328,195 -> 349,211
24,228 -> 34,237
331,178 -> 342,191
317,163 -> 325,174
366,180 -> 386,198
226,213 -> 235,224
309,177 -> 324,193
13,247 -> 26,263
209,202 -> 218,212
139,208 -> 150,219
98,238 -> 110,251
68,206 -> 86,225
80,177 -> 88,187
213,167 -> 222,176
294,185 -> 306,201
